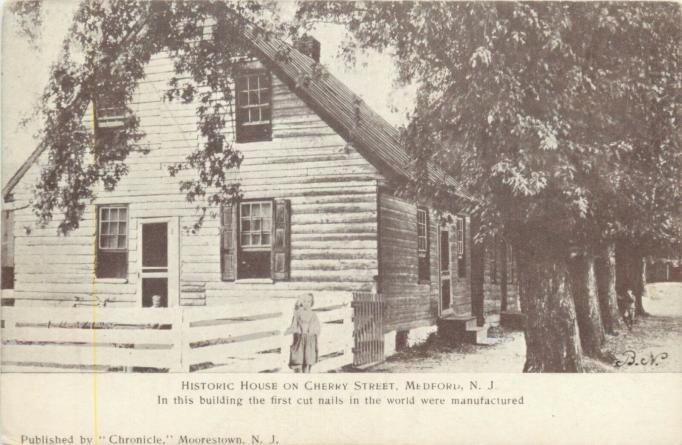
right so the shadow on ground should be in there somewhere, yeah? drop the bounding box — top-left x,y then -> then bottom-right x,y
348,282 -> 682,373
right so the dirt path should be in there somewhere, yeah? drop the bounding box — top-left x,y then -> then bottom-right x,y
362,282 -> 682,373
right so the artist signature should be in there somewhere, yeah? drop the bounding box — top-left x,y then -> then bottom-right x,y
614,350 -> 669,368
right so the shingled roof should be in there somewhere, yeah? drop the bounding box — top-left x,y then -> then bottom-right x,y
243,27 -> 475,202
3,22 -> 475,203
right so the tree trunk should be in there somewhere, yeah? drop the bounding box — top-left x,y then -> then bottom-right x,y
469,214 -> 486,326
616,241 -> 648,317
517,247 -> 583,372
595,243 -> 622,334
500,242 -> 508,312
633,256 -> 648,316
569,254 -> 606,357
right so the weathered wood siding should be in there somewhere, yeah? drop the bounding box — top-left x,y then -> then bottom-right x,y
377,193 -> 439,331
9,52 -> 380,307
376,194 -> 471,332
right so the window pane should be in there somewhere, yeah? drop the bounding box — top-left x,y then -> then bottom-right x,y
242,219 -> 250,232
249,91 -> 259,105
118,209 -> 127,221
239,90 -> 249,105
262,203 -> 271,216
101,208 -> 109,221
260,107 -> 270,122
252,234 -> 261,245
262,219 -> 271,232
253,219 -> 261,231
261,234 -> 270,245
110,209 -> 118,221
241,203 -> 250,217
241,233 -> 250,246
237,76 -> 248,91
118,236 -> 127,249
237,108 -> 250,124
118,222 -> 127,235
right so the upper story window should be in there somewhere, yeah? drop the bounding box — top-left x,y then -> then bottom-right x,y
96,205 -> 128,279
417,207 -> 430,282
95,94 -> 126,129
94,93 -> 126,153
235,71 -> 272,143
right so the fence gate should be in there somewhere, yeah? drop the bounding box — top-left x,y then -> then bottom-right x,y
351,292 -> 385,367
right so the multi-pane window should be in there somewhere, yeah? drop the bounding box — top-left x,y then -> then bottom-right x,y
222,199 -> 291,281
94,93 -> 126,154
96,205 -> 128,279
456,216 -> 466,278
236,72 -> 272,143
237,201 -> 273,279
240,201 -> 272,250
455,216 -> 465,257
417,208 -> 430,282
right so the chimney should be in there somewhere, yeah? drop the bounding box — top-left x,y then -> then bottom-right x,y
294,35 -> 321,63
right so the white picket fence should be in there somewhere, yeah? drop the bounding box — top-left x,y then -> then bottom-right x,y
0,293 -> 353,373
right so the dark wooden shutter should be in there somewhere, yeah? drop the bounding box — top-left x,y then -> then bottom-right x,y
271,199 -> 291,280
221,204 -> 238,281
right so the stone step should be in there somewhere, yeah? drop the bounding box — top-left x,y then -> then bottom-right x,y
439,315 -> 478,331
464,324 -> 493,345
500,310 -> 527,330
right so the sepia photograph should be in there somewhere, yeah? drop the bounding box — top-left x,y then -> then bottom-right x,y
1,0 -> 680,380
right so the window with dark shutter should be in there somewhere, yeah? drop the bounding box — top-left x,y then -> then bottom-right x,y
417,207 -> 430,283
220,199 -> 291,281
96,205 -> 128,279
220,204 -> 238,281
235,71 -> 272,143
272,199 -> 291,280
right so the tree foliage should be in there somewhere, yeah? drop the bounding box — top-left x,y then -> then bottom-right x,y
297,2 -> 681,255
10,0 -> 289,233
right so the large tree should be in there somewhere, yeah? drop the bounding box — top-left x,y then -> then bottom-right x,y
297,1 -> 681,371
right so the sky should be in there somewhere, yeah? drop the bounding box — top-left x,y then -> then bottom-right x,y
0,0 -> 416,187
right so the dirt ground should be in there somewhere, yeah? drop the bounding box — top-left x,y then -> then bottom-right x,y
361,282 -> 682,373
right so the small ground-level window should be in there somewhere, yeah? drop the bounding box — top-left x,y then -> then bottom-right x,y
417,207 -> 430,282
96,205 -> 128,279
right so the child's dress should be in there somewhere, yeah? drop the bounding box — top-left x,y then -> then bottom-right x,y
288,308 -> 320,369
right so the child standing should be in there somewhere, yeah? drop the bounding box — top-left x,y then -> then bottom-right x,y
285,293 -> 320,373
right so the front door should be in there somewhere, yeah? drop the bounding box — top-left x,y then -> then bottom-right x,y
139,218 -> 178,307
440,228 -> 452,314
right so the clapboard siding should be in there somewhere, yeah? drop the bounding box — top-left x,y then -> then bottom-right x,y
378,192 -> 473,332
378,193 -> 440,332
9,52 -> 380,307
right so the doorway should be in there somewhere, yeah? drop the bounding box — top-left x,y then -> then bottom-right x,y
139,218 -> 178,307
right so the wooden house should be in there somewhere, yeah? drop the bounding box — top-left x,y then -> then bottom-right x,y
1,25 -> 517,372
